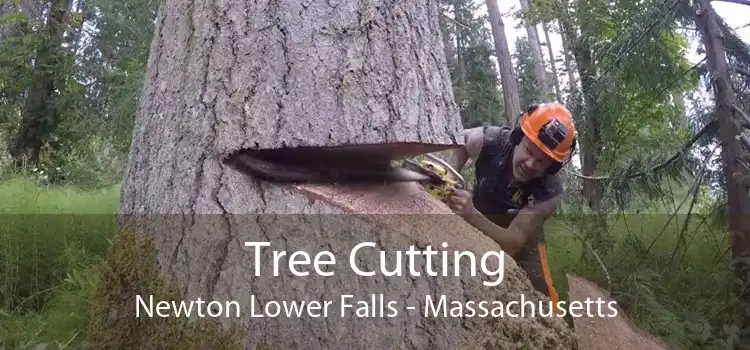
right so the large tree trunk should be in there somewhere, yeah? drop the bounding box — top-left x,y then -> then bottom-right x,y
485,0 -> 521,124
104,1 -> 577,349
519,0 -> 549,99
694,0 -> 750,344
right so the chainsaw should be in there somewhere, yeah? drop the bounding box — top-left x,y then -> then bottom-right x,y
223,147 -> 466,202
396,153 -> 465,202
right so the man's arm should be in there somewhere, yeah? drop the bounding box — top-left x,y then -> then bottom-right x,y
453,176 -> 563,255
507,194 -> 562,243
504,174 -> 566,253
459,208 -> 528,255
465,194 -> 561,255
446,126 -> 525,253
445,127 -> 484,173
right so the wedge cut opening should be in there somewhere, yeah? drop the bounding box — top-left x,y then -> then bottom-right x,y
223,142 -> 462,185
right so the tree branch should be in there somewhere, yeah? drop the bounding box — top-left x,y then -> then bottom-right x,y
712,0 -> 750,6
440,12 -> 471,30
565,119 -> 719,180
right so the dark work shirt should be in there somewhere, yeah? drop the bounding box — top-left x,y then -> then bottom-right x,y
471,126 -> 564,234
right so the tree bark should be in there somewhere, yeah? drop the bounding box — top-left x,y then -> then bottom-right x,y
113,0 -> 576,348
485,0 -> 521,125
694,0 -> 750,344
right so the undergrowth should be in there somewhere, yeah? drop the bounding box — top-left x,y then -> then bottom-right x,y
545,212 -> 737,350
0,176 -> 118,349
0,174 -> 739,350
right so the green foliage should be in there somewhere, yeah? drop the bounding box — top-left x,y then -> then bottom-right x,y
0,178 -> 118,349
513,37 -> 544,108
443,0 -> 504,127
546,212 -> 739,350
82,0 -> 160,154
0,178 -> 242,350
0,0 -> 159,186
456,44 -> 504,127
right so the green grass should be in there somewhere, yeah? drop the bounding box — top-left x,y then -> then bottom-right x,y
0,176 -> 119,349
0,175 -> 739,350
544,213 -> 737,350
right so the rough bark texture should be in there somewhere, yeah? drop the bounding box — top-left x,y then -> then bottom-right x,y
566,274 -> 668,350
694,0 -> 750,342
121,0 -> 466,214
485,0 -> 521,125
117,180 -> 578,349
117,0 -> 576,348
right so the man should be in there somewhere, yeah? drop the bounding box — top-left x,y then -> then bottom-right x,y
445,102 -> 577,313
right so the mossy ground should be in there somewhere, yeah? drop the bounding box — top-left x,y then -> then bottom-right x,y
88,228 -> 243,350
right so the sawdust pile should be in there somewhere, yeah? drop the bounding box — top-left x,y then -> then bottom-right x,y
567,274 -> 668,350
288,181 -> 578,349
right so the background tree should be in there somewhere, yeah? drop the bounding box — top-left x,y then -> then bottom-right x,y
485,0 -> 522,124
513,37 -> 544,107
443,0 -> 505,127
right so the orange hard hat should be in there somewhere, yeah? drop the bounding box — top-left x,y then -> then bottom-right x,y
519,103 -> 576,163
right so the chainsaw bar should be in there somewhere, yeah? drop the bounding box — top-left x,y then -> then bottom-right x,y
223,149 -> 433,184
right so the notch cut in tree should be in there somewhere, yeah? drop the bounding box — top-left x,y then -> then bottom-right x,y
110,0 -> 577,349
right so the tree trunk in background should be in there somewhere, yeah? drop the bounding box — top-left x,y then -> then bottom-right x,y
485,0 -> 521,125
556,1 -> 602,212
674,92 -> 688,127
559,23 -> 578,105
9,0 -> 71,167
106,0 -> 576,348
453,0 -> 466,86
519,0 -> 549,100
542,22 -> 563,102
438,2 -> 457,74
694,0 -> 750,344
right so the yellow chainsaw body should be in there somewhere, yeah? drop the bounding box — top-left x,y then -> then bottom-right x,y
412,158 -> 463,202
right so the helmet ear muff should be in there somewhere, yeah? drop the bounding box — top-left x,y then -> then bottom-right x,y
547,135 -> 577,174
510,126 -> 523,145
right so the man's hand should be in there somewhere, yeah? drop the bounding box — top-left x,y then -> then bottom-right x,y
447,189 -> 475,216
